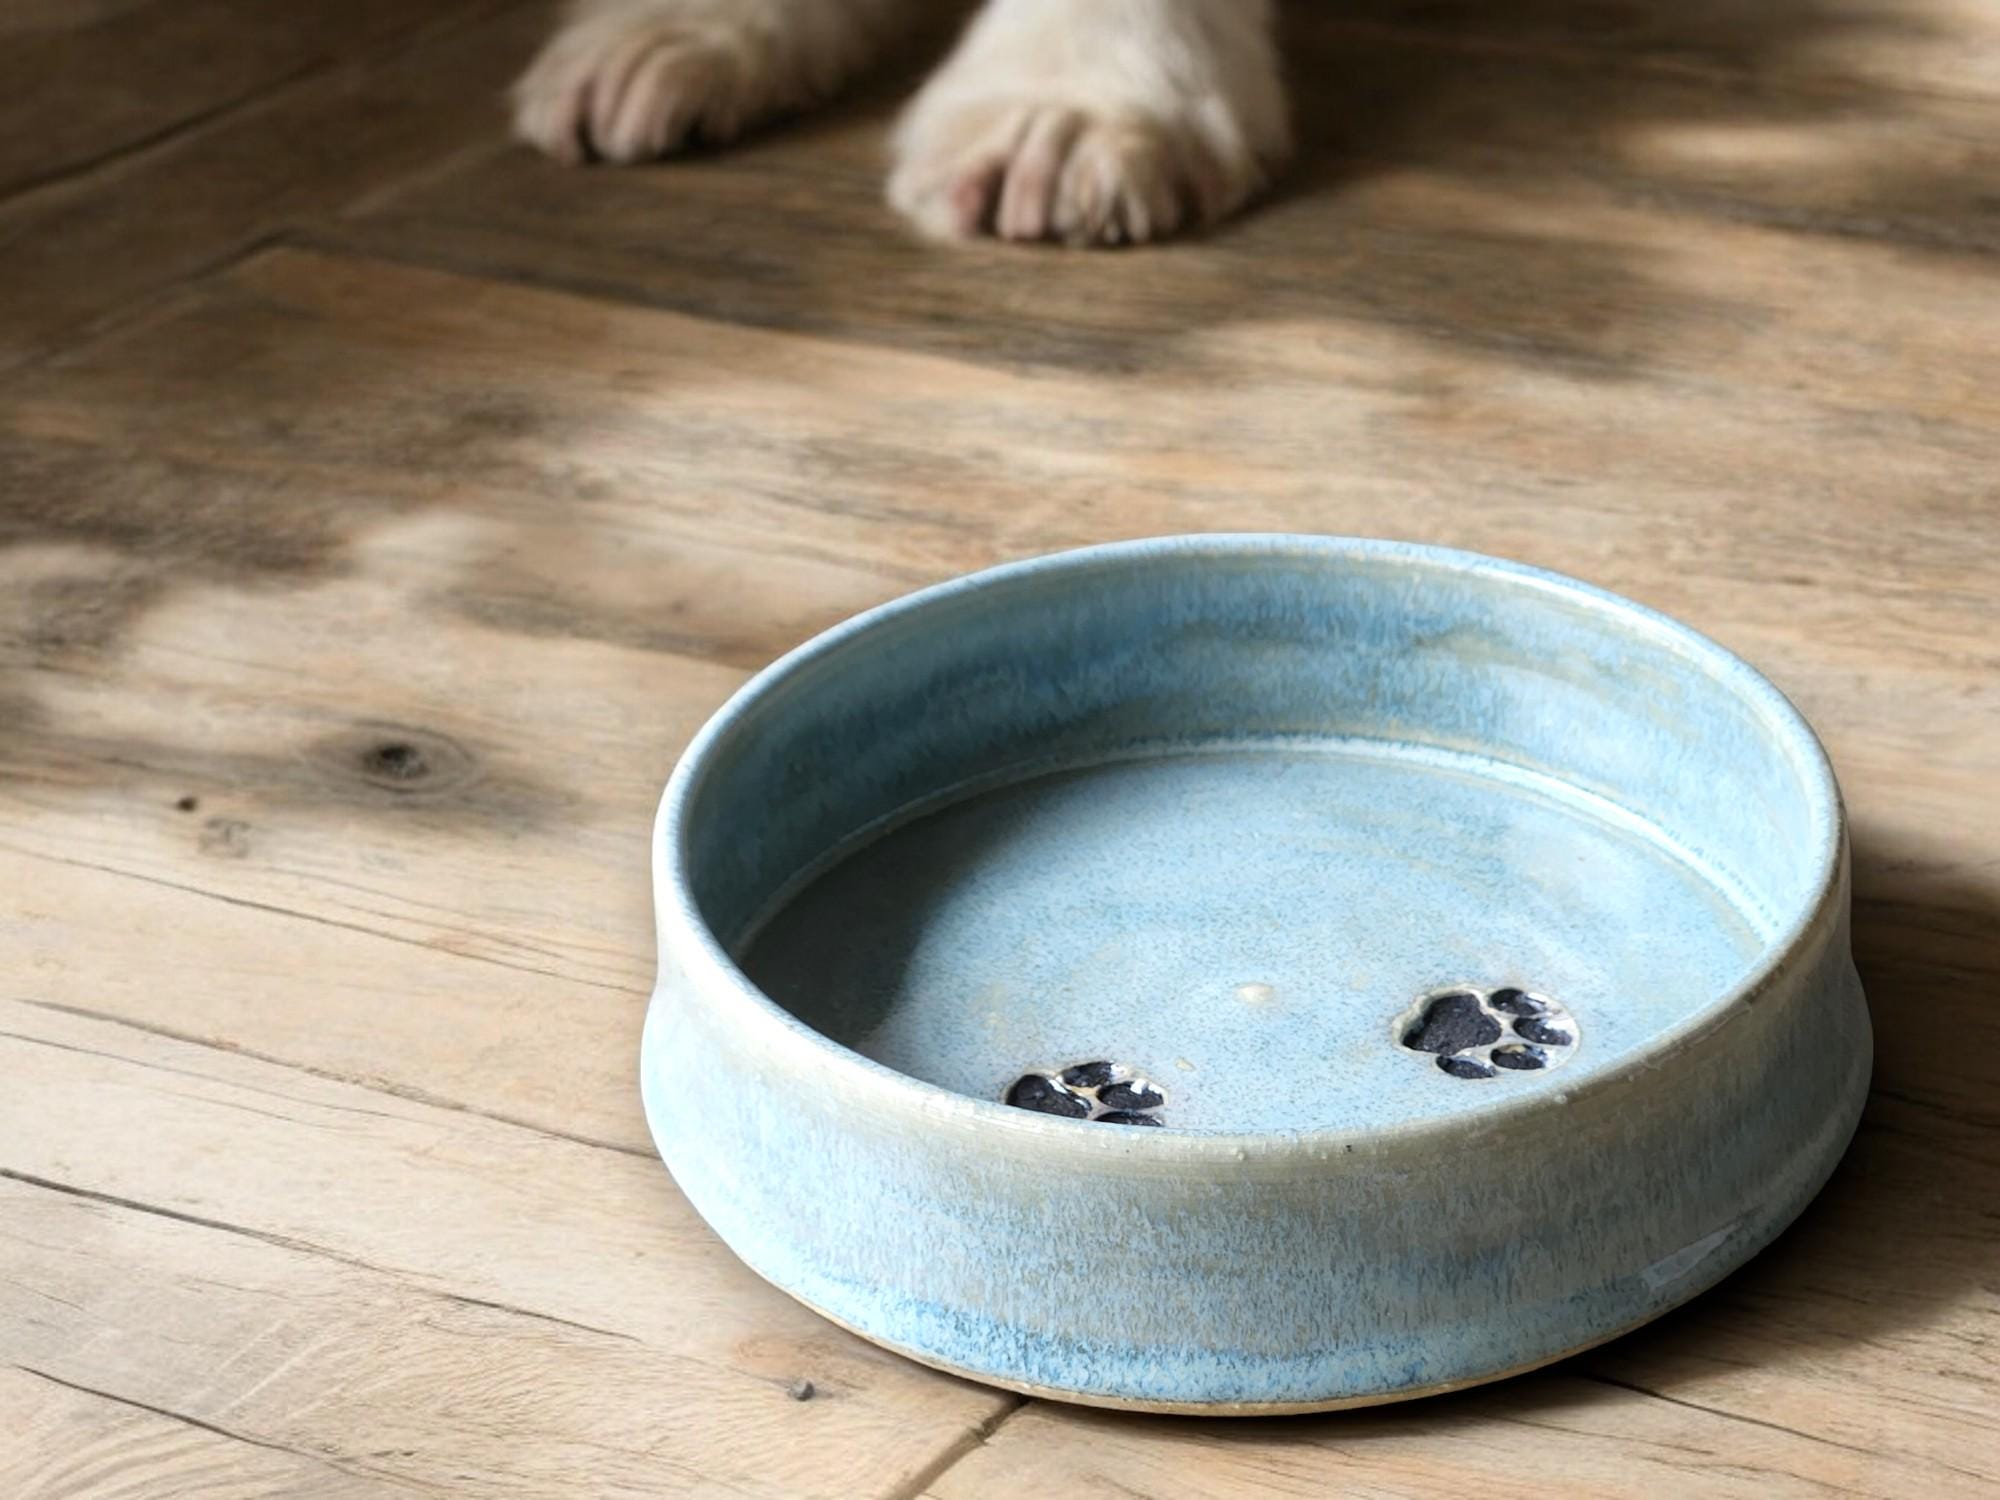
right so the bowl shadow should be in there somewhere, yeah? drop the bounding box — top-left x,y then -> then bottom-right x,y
1072,818 -> 2000,1444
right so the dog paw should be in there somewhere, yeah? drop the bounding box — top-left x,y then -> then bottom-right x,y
888,0 -> 1288,245
889,101 -> 1244,246
513,0 -> 876,163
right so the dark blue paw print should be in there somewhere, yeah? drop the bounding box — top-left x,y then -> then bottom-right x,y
1402,986 -> 1577,1079
1005,1061 -> 1166,1125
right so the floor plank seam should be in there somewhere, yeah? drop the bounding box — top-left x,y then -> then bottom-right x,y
0,1 -> 539,375
1496,1408 -> 1720,1461
333,138 -> 517,224
1866,1084 -> 1998,1128
0,67 -> 332,210
0,837 -> 644,998
1581,1372 -> 1977,1473
0,228 -> 297,381
434,1290 -> 644,1344
0,1168 -> 430,1284
1575,170 -> 2000,259
12,998 -> 658,1161
882,1396 -> 1028,1500
0,1170 -> 640,1349
1312,16 -> 2000,112
264,227 -> 1098,384
0,0 -> 531,220
11,1362 -> 446,1493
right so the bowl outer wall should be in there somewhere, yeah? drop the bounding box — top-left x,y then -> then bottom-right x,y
640,536 -> 1872,1410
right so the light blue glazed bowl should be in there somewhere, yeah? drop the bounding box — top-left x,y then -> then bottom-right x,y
645,536 -> 1870,1413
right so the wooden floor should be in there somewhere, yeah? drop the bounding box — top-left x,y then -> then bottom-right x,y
2,1 -> 1997,1494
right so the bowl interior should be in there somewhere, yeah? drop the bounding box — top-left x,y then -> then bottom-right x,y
676,540 -> 1835,1134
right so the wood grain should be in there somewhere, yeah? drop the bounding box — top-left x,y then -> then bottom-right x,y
0,0 -> 501,203
0,1004 -> 1011,1498
0,1366 -> 380,1500
920,1372 -> 1995,1500
0,0 -> 536,367
327,0 -> 2000,368
1,0 -> 1996,1493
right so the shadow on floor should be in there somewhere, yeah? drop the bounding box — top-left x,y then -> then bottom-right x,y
428,0 -> 2000,379
1092,817 -> 2000,1447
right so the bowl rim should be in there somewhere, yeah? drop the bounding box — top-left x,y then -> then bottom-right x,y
650,533 -> 1847,1157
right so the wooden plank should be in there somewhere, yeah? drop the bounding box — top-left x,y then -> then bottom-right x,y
4,0 -> 1998,1478
1,244 -> 1995,1145
922,1369 -> 1998,1500
325,0 -> 2000,372
0,1367 -> 375,1500
0,0 -> 498,203
1322,0 -> 2000,100
0,242 -> 1991,1493
0,2 -> 538,366
6,246 -> 1996,589
6,0 -> 1995,371
0,516 -> 884,1148
4,244 -> 1993,733
0,1004 -> 1012,1499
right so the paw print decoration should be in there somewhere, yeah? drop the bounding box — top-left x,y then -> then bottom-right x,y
1400,986 -> 1578,1079
1004,1061 -> 1165,1126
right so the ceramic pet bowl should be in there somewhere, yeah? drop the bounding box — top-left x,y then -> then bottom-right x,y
644,536 -> 1870,1413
